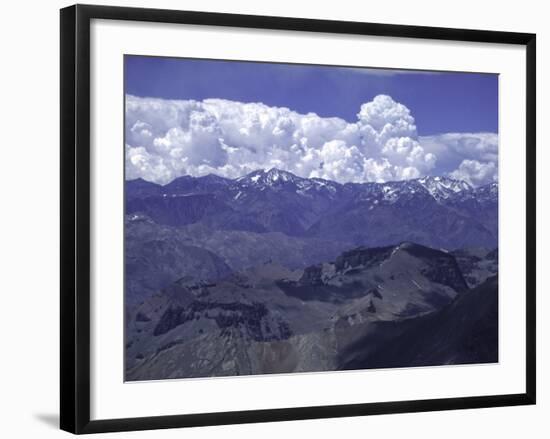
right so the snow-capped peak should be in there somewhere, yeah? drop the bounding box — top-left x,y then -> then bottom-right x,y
265,168 -> 293,183
239,168 -> 301,187
232,168 -> 344,199
417,176 -> 472,201
230,169 -> 483,204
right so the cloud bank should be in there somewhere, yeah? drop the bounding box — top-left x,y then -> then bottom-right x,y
125,94 -> 498,186
419,132 -> 498,186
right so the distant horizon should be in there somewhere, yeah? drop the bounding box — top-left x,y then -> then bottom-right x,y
125,56 -> 498,188
126,167 -> 498,188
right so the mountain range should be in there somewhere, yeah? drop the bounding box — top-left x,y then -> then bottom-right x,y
124,169 -> 498,380
126,168 -> 498,248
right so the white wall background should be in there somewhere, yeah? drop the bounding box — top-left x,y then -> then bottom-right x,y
0,0 -> 546,437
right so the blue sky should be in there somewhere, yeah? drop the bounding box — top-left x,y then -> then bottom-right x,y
125,55 -> 498,136
124,55 -> 499,186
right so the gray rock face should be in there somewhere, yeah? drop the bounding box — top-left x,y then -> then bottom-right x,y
451,247 -> 498,288
339,276 -> 498,369
124,242 -> 494,381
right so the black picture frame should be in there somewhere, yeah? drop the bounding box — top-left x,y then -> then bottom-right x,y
60,4 -> 536,434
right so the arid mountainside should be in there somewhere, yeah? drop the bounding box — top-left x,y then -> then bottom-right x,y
125,170 -> 498,381
125,242 -> 497,380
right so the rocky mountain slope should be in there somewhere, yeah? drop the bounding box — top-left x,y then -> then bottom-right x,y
339,275 -> 498,369
125,214 -> 351,303
126,169 -> 498,249
125,242 -> 495,381
451,247 -> 498,288
124,169 -> 499,381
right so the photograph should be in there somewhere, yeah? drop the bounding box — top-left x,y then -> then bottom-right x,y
0,0 -> 542,436
123,56 -> 499,381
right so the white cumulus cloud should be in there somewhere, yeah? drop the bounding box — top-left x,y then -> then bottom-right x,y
125,94 -> 497,186
419,132 -> 498,186
449,160 -> 497,187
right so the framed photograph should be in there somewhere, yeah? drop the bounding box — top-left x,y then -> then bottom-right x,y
60,4 -> 536,434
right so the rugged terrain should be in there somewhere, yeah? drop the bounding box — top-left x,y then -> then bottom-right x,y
124,169 -> 498,381
125,242 -> 497,380
126,169 -> 498,248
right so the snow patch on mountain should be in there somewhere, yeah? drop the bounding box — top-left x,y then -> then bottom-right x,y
128,168 -> 498,209
417,176 -> 473,201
